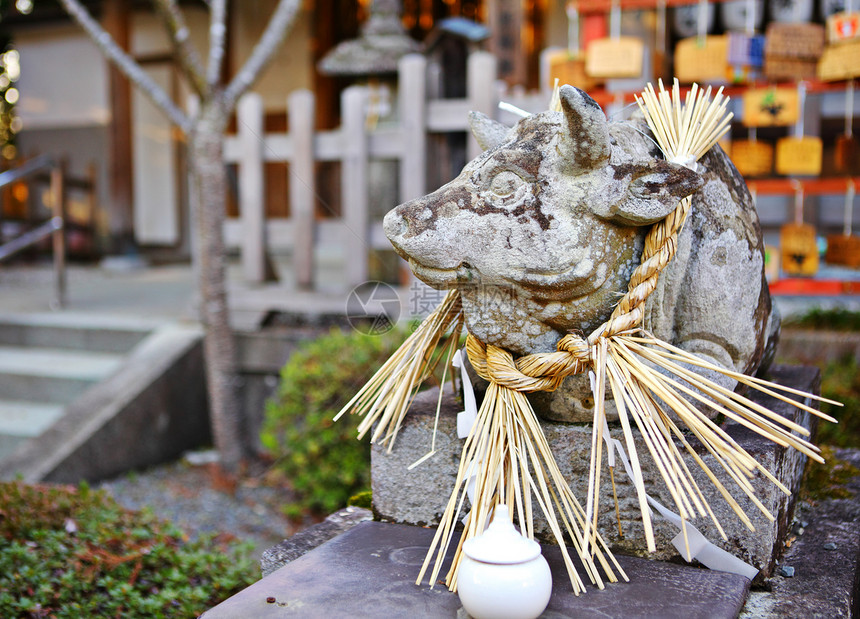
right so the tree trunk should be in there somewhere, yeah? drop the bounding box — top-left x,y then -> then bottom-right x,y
104,0 -> 135,253
188,98 -> 244,472
57,0 -> 301,471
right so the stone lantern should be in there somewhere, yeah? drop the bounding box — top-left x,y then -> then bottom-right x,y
318,0 -> 421,282
318,0 -> 421,127
319,0 -> 421,79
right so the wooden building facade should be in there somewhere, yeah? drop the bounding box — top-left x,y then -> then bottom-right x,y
3,0 -> 556,261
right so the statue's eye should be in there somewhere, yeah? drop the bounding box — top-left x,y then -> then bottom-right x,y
489,170 -> 524,197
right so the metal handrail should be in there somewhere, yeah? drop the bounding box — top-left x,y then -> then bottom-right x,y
0,155 -> 66,309
0,153 -> 54,187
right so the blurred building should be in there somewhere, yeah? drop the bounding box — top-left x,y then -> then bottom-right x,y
0,0 -> 552,261
2,1 -> 857,274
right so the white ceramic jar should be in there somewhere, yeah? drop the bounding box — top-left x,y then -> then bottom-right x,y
457,505 -> 552,619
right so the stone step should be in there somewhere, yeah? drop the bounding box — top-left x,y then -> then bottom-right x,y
0,318 -> 139,464
0,346 -> 124,380
0,433 -> 29,462
0,323 -> 210,484
0,373 -> 94,404
0,400 -> 65,437
0,346 -> 124,403
0,396 -> 63,467
0,314 -> 151,354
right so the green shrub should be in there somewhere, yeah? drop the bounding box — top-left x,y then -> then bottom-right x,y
0,481 -> 255,618
818,355 -> 860,448
347,490 -> 373,509
261,327 -> 407,517
784,308 -> 860,331
802,445 -> 859,501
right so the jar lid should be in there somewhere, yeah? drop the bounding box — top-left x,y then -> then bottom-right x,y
462,505 -> 542,565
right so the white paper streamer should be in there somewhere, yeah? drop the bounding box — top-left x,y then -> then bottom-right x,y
498,101 -> 531,118
599,417 -> 759,580
453,349 -> 478,439
453,349 -> 481,520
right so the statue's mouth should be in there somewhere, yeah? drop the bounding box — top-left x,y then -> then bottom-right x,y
501,261 -> 605,301
408,258 -> 472,287
406,256 -> 605,300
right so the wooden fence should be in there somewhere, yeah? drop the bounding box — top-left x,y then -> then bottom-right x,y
222,51 -> 549,288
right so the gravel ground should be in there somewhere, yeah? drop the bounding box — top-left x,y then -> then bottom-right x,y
96,452 -> 320,565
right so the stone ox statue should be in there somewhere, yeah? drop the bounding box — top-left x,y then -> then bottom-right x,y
384,85 -> 779,422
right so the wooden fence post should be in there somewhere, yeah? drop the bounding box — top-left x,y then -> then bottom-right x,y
398,54 -> 428,290
288,89 -> 316,289
398,54 -> 427,203
341,86 -> 370,287
467,51 -> 499,160
237,93 -> 267,283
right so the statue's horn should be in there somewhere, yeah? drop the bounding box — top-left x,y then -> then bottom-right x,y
558,85 -> 610,173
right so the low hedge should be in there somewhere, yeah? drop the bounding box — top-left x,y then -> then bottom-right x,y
0,481 -> 255,618
261,327 -> 407,517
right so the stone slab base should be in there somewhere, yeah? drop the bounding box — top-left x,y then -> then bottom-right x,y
256,443 -> 860,619
260,506 -> 372,578
207,520 -> 750,618
371,365 -> 820,578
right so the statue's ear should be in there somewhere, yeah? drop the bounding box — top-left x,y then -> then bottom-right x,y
469,111 -> 511,151
593,160 -> 704,225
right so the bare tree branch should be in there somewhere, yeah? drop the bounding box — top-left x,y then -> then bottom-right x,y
152,0 -> 208,97
206,0 -> 227,88
58,0 -> 192,132
223,0 -> 300,109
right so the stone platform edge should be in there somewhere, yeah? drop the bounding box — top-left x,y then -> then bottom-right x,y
260,506 -> 373,577
250,446 -> 858,618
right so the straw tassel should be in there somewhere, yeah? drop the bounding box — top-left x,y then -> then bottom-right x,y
335,289 -> 463,450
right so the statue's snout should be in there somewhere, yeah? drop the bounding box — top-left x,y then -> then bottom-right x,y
383,208 -> 407,243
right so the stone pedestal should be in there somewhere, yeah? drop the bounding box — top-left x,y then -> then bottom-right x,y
371,365 -> 820,578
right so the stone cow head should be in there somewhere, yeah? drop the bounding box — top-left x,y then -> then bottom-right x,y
384,85 -> 704,355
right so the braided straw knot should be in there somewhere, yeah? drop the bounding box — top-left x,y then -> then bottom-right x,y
465,331 -> 599,394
